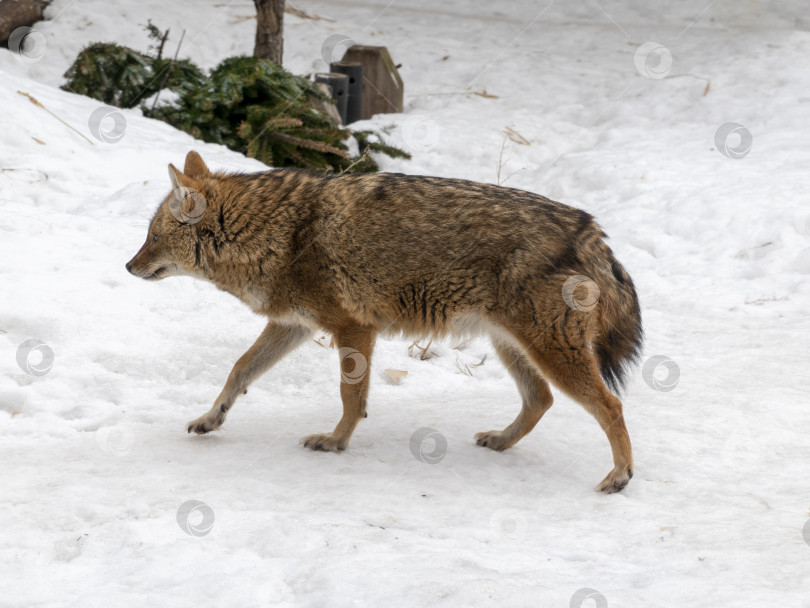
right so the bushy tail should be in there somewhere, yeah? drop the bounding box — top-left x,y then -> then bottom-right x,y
592,249 -> 643,394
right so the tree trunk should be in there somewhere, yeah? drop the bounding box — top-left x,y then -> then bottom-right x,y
0,0 -> 51,46
253,0 -> 284,65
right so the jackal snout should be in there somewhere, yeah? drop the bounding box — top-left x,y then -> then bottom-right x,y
125,238 -> 170,280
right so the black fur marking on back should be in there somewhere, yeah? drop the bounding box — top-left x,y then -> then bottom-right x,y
575,209 -> 592,233
430,299 -> 440,326
549,243 -> 581,272
420,286 -> 428,323
611,259 -> 626,284
374,184 -> 387,202
218,207 -> 226,234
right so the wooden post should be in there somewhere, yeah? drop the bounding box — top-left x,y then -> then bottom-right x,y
330,61 -> 363,124
341,45 -> 403,119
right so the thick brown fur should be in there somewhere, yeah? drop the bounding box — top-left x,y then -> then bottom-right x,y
127,151 -> 643,493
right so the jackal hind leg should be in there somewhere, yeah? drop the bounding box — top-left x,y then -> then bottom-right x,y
475,338 -> 554,451
520,332 -> 634,493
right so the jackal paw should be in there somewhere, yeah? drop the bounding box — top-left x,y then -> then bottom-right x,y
187,409 -> 225,435
300,433 -> 346,452
596,466 -> 633,493
474,430 -> 514,451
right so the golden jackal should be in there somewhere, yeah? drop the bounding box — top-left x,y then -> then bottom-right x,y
127,151 -> 642,493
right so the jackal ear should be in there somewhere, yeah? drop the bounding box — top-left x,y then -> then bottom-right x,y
168,163 -> 201,191
183,150 -> 211,179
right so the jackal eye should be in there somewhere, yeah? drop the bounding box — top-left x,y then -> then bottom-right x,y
152,234 -> 158,243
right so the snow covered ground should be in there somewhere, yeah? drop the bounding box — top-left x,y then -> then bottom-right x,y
2,1 -> 810,606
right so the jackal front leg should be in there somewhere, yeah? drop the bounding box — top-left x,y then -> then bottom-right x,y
301,324 -> 376,452
187,322 -> 313,434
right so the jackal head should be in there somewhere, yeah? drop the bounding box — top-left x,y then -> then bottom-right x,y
126,151 -> 212,281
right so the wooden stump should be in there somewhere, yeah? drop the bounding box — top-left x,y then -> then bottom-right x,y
311,83 -> 342,125
341,45 -> 403,119
314,72 -> 348,125
0,0 -> 50,46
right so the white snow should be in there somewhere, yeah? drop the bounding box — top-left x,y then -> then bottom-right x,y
2,1 -> 810,606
